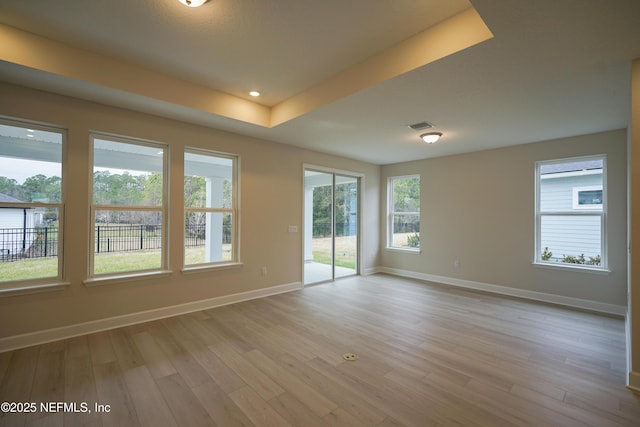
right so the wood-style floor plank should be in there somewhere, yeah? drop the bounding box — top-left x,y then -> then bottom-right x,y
243,349 -> 338,417
92,360 -> 139,427
1,274 -> 638,426
131,330 -> 177,380
0,346 -> 38,427
208,339 -> 285,401
27,343 -> 65,426
268,392 -> 331,427
122,365 -> 177,427
228,386 -> 292,427
87,331 -> 117,366
155,373 -> 216,427
192,380 -> 254,427
63,353 -> 99,427
179,338 -> 246,394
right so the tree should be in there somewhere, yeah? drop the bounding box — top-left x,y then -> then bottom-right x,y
392,177 -> 420,212
184,176 -> 206,232
0,176 -> 21,199
21,174 -> 61,202
313,185 -> 333,237
392,177 -> 420,233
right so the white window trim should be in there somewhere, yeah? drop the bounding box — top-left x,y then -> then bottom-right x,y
0,117 -> 66,294
386,174 -> 421,252
572,185 -> 603,210
534,155 -> 607,271
183,147 -> 240,270
88,132 -> 169,281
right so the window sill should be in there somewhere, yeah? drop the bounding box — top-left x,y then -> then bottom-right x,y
0,281 -> 71,297
385,247 -> 422,255
182,262 -> 243,274
533,262 -> 610,274
83,270 -> 172,287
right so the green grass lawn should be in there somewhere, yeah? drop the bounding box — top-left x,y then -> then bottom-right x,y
0,257 -> 59,281
1,246 -> 231,281
93,250 -> 162,274
312,251 -> 356,269
311,235 -> 357,269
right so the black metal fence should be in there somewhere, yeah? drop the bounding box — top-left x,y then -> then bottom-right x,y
95,224 -> 163,254
0,227 -> 58,262
184,223 -> 232,247
313,222 -> 358,238
1,224 -> 232,262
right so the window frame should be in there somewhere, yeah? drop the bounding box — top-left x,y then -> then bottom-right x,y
534,155 -> 607,271
0,116 -> 68,293
87,132 -> 169,282
183,147 -> 240,271
572,185 -> 603,210
386,174 -> 421,253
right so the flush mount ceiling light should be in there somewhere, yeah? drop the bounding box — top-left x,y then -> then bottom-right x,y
249,91 -> 260,97
178,0 -> 208,7
420,132 -> 442,144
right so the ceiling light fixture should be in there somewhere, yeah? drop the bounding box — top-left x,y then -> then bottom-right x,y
249,91 -> 260,97
420,132 -> 442,144
178,0 -> 208,7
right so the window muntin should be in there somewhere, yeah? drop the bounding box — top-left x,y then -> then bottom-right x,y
387,175 -> 420,251
184,148 -> 238,267
536,156 -> 605,269
0,118 -> 64,286
90,134 -> 167,277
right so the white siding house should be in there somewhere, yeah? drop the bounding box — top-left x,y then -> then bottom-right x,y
539,160 -> 603,263
0,193 -> 36,258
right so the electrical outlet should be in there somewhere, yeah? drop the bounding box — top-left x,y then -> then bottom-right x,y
260,266 -> 267,276
453,259 -> 460,269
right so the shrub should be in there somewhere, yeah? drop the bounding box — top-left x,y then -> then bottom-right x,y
407,233 -> 420,248
562,253 -> 601,266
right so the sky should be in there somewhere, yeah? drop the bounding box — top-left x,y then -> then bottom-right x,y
0,157 -> 144,185
0,157 -> 61,184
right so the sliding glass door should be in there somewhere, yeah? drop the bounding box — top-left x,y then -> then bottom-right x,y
304,168 -> 359,285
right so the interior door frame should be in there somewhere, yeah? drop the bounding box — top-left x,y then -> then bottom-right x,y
302,164 -> 363,285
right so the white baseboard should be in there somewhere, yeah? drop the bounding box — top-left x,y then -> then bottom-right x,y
363,266 -> 383,276
0,281 -> 302,353
629,371 -> 640,392
378,267 -> 627,317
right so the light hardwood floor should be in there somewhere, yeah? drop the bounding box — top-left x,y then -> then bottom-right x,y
1,274 -> 639,426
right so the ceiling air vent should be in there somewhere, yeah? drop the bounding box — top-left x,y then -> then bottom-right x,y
408,121 -> 433,131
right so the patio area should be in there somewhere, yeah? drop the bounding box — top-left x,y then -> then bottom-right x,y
303,260 -> 356,284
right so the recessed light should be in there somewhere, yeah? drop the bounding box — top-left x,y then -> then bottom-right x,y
178,0 -> 208,7
249,91 -> 260,97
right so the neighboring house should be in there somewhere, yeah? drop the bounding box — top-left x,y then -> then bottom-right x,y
0,193 -> 36,258
539,160 -> 603,263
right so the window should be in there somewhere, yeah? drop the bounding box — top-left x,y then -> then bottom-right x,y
572,186 -> 603,210
184,148 -> 238,267
0,118 -> 64,288
387,175 -> 420,251
535,156 -> 606,269
90,133 -> 167,277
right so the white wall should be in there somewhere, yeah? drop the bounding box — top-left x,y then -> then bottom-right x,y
0,208 -> 25,229
0,82 -> 381,341
628,57 -> 640,391
380,129 -> 628,312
